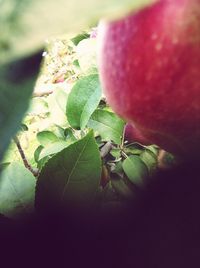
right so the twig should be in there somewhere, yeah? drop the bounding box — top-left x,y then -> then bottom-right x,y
100,142 -> 113,158
121,150 -> 129,159
120,124 -> 126,148
13,136 -> 39,177
32,89 -> 53,97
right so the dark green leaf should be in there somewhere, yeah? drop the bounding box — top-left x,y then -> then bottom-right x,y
35,131 -> 101,210
37,156 -> 49,170
111,161 -> 123,174
64,128 -> 77,142
20,123 -> 28,131
0,162 -> 10,173
111,175 -> 134,200
0,53 -> 41,162
140,150 -> 157,174
124,144 -> 144,155
122,155 -> 148,188
66,74 -> 102,130
88,109 -> 125,144
0,162 -> 36,218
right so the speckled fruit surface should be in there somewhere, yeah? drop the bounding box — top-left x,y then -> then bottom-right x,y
98,0 -> 200,156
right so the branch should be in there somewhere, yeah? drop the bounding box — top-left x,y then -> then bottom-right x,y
13,136 -> 39,177
100,142 -> 113,158
32,89 -> 53,97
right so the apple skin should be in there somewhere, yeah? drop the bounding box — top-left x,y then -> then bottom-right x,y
124,123 -> 152,146
97,0 -> 200,156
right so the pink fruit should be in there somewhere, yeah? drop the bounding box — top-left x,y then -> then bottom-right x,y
97,0 -> 200,156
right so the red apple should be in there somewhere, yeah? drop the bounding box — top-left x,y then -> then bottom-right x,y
97,0 -> 200,157
124,123 -> 152,146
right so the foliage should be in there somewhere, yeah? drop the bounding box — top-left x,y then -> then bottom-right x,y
0,0 -> 155,64
0,0 -> 174,218
0,162 -> 35,218
35,131 -> 101,211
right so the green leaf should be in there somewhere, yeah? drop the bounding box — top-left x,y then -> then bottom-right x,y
55,88 -> 68,114
20,123 -> 29,131
0,163 -> 10,173
124,143 -> 144,156
35,131 -> 101,210
0,162 -> 36,218
71,32 -> 90,46
64,128 -> 77,142
110,148 -> 121,158
88,109 -> 125,144
66,74 -> 102,129
122,156 -> 148,188
34,145 -> 44,163
111,161 -> 123,174
47,88 -> 68,127
140,150 -> 157,174
0,53 -> 41,162
39,140 -> 71,160
145,145 -> 159,155
37,157 -> 49,170
0,0 -> 155,64
76,38 -> 98,74
37,131 -> 59,146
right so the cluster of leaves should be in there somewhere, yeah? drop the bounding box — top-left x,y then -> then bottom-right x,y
0,31 -> 164,219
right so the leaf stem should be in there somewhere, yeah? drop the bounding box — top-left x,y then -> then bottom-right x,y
120,124 -> 126,148
13,136 -> 39,177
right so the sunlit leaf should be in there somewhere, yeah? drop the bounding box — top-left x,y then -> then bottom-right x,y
88,109 -> 125,144
76,38 -> 98,74
66,74 -> 102,129
47,88 -> 68,127
37,131 -> 59,146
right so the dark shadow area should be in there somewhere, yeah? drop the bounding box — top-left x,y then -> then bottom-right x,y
0,159 -> 200,267
2,51 -> 43,84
